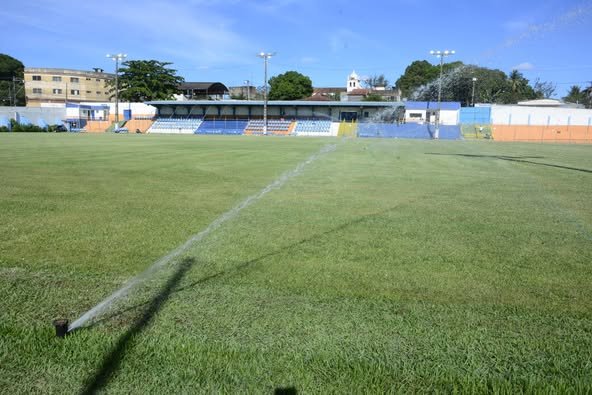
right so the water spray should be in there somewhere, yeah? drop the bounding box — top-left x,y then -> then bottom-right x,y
68,143 -> 338,332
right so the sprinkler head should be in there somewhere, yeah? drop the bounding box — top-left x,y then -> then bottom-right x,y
53,319 -> 69,338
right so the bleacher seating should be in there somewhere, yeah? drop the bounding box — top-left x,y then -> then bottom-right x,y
147,117 -> 203,134
195,119 -> 248,135
245,119 -> 293,135
293,120 -> 332,136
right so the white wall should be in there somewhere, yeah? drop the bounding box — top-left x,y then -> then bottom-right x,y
492,105 -> 592,126
405,109 -> 458,125
88,102 -> 157,117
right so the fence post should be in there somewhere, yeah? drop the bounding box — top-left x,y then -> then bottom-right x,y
567,115 -> 571,144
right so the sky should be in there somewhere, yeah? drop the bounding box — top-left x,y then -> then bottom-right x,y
1,0 -> 591,98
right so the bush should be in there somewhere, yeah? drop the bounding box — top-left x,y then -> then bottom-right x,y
9,119 -> 47,133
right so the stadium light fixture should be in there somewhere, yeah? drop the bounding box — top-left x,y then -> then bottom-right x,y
257,52 -> 275,135
106,53 -> 127,125
430,49 -> 455,139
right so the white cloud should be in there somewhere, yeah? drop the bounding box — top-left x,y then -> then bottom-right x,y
513,62 -> 534,70
300,56 -> 318,64
3,0 -> 256,68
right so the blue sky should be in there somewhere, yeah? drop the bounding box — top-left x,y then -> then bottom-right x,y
2,0 -> 591,97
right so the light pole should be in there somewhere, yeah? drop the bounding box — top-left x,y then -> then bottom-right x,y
106,53 -> 127,125
430,49 -> 455,139
257,52 -> 274,135
471,77 -> 477,107
244,80 -> 250,101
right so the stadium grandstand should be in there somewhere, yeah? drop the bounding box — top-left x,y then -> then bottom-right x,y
4,97 -> 592,142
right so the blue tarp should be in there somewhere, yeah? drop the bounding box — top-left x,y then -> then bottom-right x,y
357,123 -> 461,140
0,116 -> 9,128
404,101 -> 461,111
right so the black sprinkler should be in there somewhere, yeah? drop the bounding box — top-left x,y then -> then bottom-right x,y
53,319 -> 69,338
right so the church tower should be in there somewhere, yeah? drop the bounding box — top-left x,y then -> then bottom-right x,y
346,70 -> 361,93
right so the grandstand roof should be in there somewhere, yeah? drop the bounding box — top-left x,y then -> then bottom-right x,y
146,100 -> 405,108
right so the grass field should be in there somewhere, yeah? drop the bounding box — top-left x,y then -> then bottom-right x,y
1,133 -> 591,393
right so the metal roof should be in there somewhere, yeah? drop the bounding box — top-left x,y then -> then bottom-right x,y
146,100 -> 405,108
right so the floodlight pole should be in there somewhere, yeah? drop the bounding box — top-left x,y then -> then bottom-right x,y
257,52 -> 274,135
471,77 -> 477,107
244,80 -> 250,101
106,53 -> 127,125
430,49 -> 455,139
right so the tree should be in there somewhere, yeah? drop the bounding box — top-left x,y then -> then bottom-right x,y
499,70 -> 536,104
474,68 -> 510,104
363,74 -> 389,89
268,71 -> 313,100
564,85 -> 584,104
107,60 -> 184,102
0,54 -> 25,106
563,85 -> 591,107
395,60 -> 439,99
362,93 -> 383,101
533,78 -> 556,99
585,85 -> 592,109
408,64 -> 532,106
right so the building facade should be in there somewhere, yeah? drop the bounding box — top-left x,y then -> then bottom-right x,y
24,68 -> 114,106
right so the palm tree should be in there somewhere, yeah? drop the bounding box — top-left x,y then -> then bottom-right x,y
508,70 -> 525,93
563,85 -> 583,104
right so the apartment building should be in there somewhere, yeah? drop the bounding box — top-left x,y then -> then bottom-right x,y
24,68 -> 115,106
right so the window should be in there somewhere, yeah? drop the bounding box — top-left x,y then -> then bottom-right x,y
32,88 -> 42,94
70,77 -> 79,83
96,79 -> 101,82
86,90 -> 92,94
96,91 -> 101,95
52,89 -> 62,94
52,76 -> 62,82
86,77 -> 92,81
70,89 -> 80,95
32,75 -> 42,81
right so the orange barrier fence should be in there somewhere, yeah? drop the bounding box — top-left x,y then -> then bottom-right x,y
84,120 -> 111,133
124,119 -> 154,133
492,125 -> 592,143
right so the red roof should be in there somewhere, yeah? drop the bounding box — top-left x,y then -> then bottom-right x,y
348,89 -> 370,95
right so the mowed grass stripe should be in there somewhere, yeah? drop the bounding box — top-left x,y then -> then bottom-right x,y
1,134 -> 591,392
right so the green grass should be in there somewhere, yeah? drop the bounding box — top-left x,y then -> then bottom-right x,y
1,133 -> 591,393
461,124 -> 493,139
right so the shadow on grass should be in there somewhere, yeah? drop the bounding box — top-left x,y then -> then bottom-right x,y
83,205 -> 405,328
173,204 -> 403,294
425,152 -> 592,174
79,257 -> 194,395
